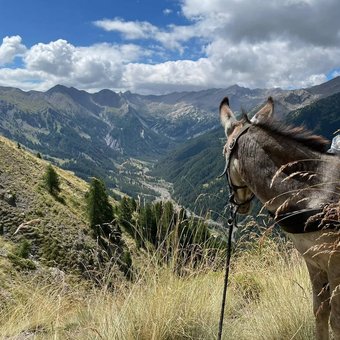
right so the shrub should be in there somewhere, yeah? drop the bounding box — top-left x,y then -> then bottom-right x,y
15,239 -> 31,259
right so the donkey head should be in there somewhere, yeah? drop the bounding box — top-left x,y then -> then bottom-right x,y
219,97 -> 274,214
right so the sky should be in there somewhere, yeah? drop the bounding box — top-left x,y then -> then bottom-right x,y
0,0 -> 340,94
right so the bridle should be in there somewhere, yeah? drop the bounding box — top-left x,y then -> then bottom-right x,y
219,122 -> 255,207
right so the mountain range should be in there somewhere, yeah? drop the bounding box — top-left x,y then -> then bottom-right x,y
0,76 -> 339,211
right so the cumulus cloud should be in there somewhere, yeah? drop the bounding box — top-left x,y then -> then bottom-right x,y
204,38 -> 336,89
24,39 -> 144,83
0,67 -> 51,91
1,0 -> 340,93
25,39 -> 75,76
0,36 -> 27,66
182,0 -> 340,47
89,0 -> 340,92
124,58 -> 213,93
93,17 -> 198,51
0,37 -> 149,91
181,0 -> 340,90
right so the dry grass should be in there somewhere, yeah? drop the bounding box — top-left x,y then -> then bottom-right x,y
0,239 -> 314,340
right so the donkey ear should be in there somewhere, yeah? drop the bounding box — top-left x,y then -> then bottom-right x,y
251,96 -> 274,123
219,97 -> 236,135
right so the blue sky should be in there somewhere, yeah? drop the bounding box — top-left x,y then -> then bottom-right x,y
0,0 -> 340,94
0,0 -> 185,48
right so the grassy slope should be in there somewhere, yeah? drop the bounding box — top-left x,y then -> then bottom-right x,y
0,135 -> 115,281
0,238 -> 314,339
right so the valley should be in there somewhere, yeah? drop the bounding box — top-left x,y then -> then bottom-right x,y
0,77 -> 340,216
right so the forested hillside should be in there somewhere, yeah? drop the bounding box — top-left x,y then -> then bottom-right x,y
153,128 -> 227,217
286,91 -> 340,140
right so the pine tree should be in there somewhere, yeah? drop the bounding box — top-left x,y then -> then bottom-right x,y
86,177 -> 114,230
161,201 -> 175,236
118,196 -> 134,236
139,202 -> 156,245
153,201 -> 163,246
44,164 -> 60,195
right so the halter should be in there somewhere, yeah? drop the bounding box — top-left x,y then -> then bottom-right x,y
219,123 -> 254,207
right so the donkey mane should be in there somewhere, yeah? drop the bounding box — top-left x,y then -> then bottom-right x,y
254,118 -> 330,153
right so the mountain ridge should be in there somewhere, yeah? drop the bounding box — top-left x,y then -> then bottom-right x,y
0,77 -> 339,201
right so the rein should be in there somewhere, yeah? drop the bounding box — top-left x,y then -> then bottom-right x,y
217,203 -> 238,340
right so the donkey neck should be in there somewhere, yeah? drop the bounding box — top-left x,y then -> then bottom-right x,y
237,126 -> 338,214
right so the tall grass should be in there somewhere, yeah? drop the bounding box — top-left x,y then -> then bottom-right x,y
0,237 -> 314,340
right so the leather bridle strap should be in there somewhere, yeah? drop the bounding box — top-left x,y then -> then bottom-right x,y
218,123 -> 251,178
219,123 -> 254,206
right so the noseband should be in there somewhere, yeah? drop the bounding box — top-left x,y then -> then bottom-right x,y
219,123 -> 254,207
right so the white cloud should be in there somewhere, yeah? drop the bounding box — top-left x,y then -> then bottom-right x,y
124,58 -> 213,93
93,17 -> 200,52
24,39 -> 145,83
1,0 -> 340,94
25,39 -> 75,76
0,67 -> 50,91
203,38 -> 339,89
0,37 -> 149,92
94,18 -> 158,40
0,36 -> 27,66
163,8 -> 173,15
182,0 -> 340,47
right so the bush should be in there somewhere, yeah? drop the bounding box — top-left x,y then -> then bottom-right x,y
15,239 -> 31,259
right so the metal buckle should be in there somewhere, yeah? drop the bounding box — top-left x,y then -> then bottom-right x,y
228,138 -> 236,150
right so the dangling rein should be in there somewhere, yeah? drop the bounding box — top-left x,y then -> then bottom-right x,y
217,204 -> 238,340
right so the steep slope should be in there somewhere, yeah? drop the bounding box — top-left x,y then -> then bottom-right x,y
0,135 -> 128,281
286,91 -> 340,140
308,76 -> 340,97
153,128 -> 228,217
